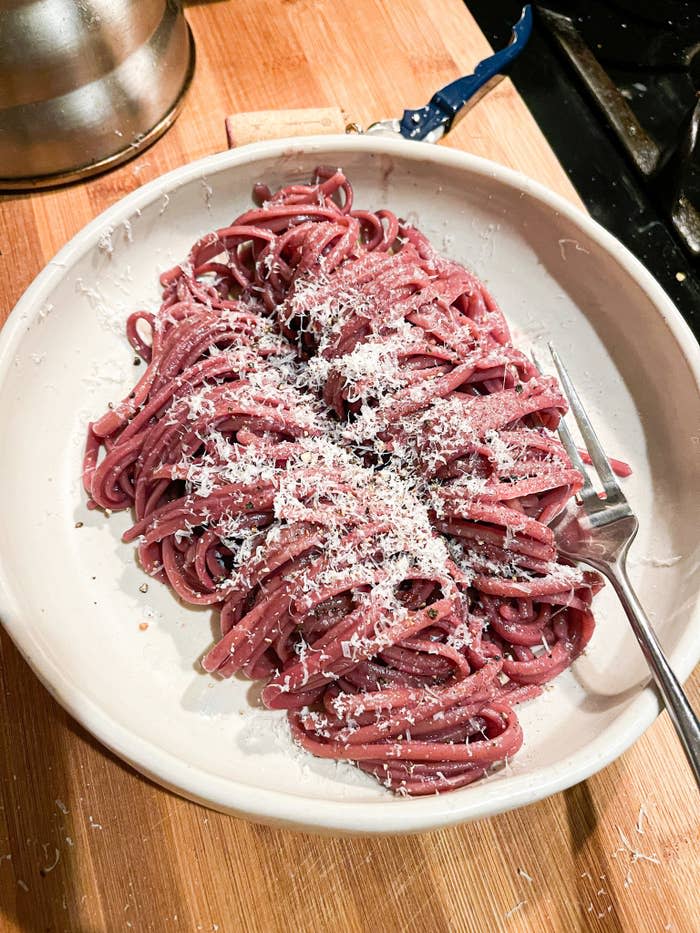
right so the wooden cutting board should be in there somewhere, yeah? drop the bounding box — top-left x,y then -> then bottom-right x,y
0,1 -> 697,931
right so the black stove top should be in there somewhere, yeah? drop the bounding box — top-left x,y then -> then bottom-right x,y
466,0 -> 700,337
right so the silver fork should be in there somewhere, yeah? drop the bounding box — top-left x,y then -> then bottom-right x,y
541,344 -> 700,788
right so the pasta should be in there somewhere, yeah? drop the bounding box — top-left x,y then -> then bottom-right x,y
84,168 -> 601,795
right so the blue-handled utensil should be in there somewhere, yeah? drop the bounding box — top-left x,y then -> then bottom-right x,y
365,5 -> 533,143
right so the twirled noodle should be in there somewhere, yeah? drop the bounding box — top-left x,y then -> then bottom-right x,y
84,169 -> 601,796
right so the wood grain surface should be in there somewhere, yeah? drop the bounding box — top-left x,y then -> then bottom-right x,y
0,2 -> 698,931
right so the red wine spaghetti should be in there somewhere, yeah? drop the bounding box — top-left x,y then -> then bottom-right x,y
84,169 -> 601,796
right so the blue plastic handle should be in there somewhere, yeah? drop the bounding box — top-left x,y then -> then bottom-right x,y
399,5 -> 533,141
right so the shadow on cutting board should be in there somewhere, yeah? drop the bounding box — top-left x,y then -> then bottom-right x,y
0,628 -> 192,932
0,627 -> 86,931
564,782 -> 624,932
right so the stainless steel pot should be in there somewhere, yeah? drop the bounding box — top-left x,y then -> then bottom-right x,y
0,0 -> 195,189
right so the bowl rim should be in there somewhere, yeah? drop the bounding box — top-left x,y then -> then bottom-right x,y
1,134 -> 698,834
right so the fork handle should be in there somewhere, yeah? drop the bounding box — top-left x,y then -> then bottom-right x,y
606,562 -> 700,789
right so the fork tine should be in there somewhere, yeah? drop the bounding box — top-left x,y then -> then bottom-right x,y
531,348 -> 604,510
553,406 -> 606,508
548,343 -> 625,503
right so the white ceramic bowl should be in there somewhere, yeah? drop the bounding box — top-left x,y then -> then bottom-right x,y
1,136 -> 699,834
